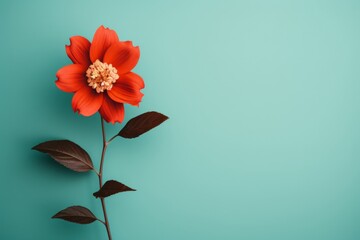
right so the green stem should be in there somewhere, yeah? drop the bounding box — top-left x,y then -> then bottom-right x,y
99,116 -> 112,240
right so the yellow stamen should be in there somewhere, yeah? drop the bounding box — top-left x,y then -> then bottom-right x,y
86,60 -> 119,93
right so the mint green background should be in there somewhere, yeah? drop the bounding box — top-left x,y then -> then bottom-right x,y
1,0 -> 360,239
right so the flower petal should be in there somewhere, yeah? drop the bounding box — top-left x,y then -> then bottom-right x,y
103,41 -> 140,74
66,36 -> 91,66
72,87 -> 103,116
55,64 -> 87,92
65,46 -> 75,63
107,72 -> 144,106
99,94 -> 125,124
90,26 -> 119,62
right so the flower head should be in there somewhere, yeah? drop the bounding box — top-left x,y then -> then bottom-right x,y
56,26 -> 144,123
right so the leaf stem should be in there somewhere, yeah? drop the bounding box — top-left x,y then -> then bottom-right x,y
108,134 -> 118,144
99,116 -> 112,240
97,219 -> 106,225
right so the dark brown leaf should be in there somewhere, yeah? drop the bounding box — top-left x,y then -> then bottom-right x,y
32,140 -> 94,172
52,206 -> 97,224
93,180 -> 135,198
118,111 -> 168,139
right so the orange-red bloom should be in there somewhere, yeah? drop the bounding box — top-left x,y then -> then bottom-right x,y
56,26 -> 144,124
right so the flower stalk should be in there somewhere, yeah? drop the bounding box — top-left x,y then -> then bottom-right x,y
33,111 -> 168,239
98,116 -> 112,240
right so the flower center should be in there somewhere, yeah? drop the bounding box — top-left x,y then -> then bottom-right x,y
86,59 -> 119,93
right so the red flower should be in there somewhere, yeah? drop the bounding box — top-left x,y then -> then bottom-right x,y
56,26 -> 144,124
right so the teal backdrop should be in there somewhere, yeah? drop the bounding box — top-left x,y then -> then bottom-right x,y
1,0 -> 360,239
